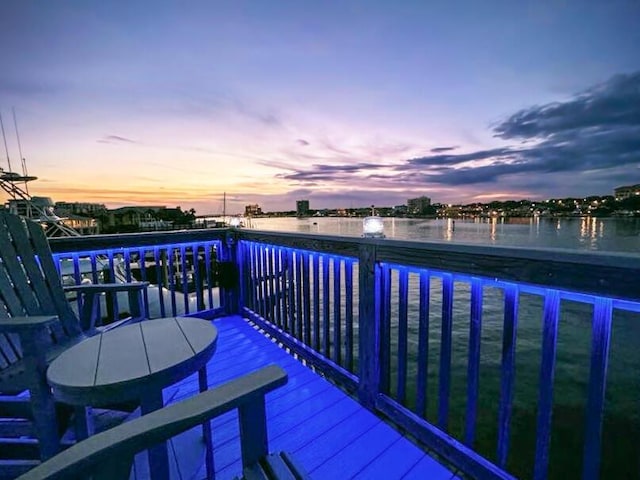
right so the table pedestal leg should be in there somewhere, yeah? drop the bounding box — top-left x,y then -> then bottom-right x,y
199,366 -> 214,479
74,406 -> 94,440
141,390 -> 170,480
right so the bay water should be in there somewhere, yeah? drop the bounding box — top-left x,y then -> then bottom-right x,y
249,216 -> 639,479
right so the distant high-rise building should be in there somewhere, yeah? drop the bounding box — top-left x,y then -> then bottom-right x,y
245,204 -> 262,216
614,184 -> 640,201
407,196 -> 431,215
296,200 -> 310,217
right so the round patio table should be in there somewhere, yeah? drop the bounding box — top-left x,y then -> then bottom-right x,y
47,316 -> 218,480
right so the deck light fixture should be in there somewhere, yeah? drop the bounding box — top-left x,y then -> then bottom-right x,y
362,216 -> 385,238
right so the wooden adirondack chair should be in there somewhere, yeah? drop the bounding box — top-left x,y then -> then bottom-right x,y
0,212 -> 148,476
16,365 -> 309,480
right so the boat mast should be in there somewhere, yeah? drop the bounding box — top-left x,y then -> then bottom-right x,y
0,111 -> 13,172
12,107 -> 29,194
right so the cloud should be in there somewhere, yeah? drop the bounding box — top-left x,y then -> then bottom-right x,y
493,71 -> 640,140
296,139 -> 310,146
276,71 -> 640,195
97,135 -> 138,144
430,146 -> 458,153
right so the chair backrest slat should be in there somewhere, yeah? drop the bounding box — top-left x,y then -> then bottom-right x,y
0,213 -> 83,374
0,216 -> 42,315
23,218 -> 81,337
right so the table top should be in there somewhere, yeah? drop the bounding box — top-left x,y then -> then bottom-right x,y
47,317 -> 218,406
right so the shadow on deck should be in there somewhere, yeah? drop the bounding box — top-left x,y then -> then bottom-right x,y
135,315 -> 459,480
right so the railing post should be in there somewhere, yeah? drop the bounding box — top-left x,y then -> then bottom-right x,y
358,243 -> 381,409
219,230 -> 240,315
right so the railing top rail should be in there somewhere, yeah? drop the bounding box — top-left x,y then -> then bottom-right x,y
237,230 -> 640,302
48,228 -> 639,302
49,228 -> 230,253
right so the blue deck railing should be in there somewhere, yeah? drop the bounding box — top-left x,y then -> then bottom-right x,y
49,228 -> 640,480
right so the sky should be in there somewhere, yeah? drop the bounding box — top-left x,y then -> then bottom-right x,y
1,1 -> 639,214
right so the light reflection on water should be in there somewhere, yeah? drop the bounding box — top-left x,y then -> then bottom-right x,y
250,216 -> 640,253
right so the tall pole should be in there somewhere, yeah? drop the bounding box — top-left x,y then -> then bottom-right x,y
12,107 -> 29,193
0,111 -> 13,172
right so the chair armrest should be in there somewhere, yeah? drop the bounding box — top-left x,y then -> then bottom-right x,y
63,282 -> 149,293
17,365 -> 288,480
0,316 -> 58,334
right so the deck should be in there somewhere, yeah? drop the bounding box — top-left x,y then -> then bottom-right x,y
138,315 -> 458,480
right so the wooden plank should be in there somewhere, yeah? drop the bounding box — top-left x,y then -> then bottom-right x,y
349,436 -> 424,479
141,319 -> 194,373
311,420 -> 401,479
344,259 -> 354,373
582,297 -> 613,480
295,251 -> 303,340
274,248 -> 283,328
402,453 -> 456,480
95,324 -> 149,385
291,409 -> 381,473
397,269 -> 409,405
497,284 -> 519,466
380,264 -> 392,394
533,290 -> 560,480
332,257 -> 341,365
176,317 -> 218,355
153,247 -> 166,318
415,271 -> 430,418
438,273 -> 454,431
465,278 -> 483,447
302,252 -> 311,346
321,255 -> 330,358
312,254 -> 320,352
47,334 -> 102,389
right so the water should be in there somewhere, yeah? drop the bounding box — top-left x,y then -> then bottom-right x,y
248,216 -> 640,479
249,216 -> 640,253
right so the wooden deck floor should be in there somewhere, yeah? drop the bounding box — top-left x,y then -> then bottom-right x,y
135,315 -> 459,480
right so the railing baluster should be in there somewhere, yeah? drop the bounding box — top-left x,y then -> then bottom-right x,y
153,247 -> 165,318
295,251 -> 303,340
533,289 -> 561,480
312,254 -> 320,352
274,247 -> 283,328
497,284 -> 519,466
438,273 -> 454,431
106,249 -> 119,322
302,252 -> 311,345
192,244 -> 204,312
267,246 -> 275,322
397,269 -> 409,405
167,247 -> 177,316
180,245 -> 189,314
204,244 -> 214,309
333,257 -> 342,365
416,271 -> 430,418
260,245 -> 268,318
380,264 -> 392,395
123,249 -> 132,282
286,249 -> 295,334
322,255 -> 330,358
465,278 -> 483,447
582,297 -> 613,480
137,248 -> 149,316
345,259 -> 354,373
281,248 -> 289,332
